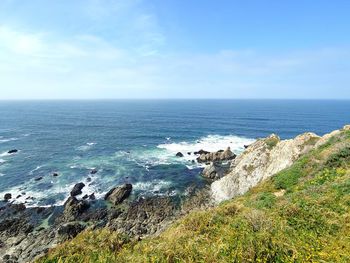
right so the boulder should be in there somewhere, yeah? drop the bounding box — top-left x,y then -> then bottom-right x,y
63,196 -> 90,220
176,152 -> 184,157
70,182 -> 85,196
202,162 -> 230,180
89,193 -> 96,200
57,222 -> 85,240
4,193 -> 11,201
105,184 -> 132,205
7,149 -> 18,154
52,173 -> 59,177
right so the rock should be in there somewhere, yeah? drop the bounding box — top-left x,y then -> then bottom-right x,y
16,195 -> 21,199
201,162 -> 230,180
86,177 -> 92,182
57,222 -> 85,240
4,193 -> 11,201
187,152 -> 191,155
176,152 -> 184,157
244,144 -> 249,149
90,169 -> 98,174
194,149 -> 210,155
34,177 -> 43,181
197,147 -> 236,163
7,149 -> 18,154
211,132 -> 320,202
89,193 -> 96,200
70,182 -> 85,196
52,172 -> 59,177
63,196 -> 90,221
105,184 -> 132,205
82,194 -> 89,199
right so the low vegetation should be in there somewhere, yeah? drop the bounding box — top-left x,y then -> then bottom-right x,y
39,130 -> 350,262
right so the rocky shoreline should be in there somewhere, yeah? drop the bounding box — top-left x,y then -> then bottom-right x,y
1,147 -> 232,263
3,125 -> 347,263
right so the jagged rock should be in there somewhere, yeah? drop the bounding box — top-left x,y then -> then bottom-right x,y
197,147 -> 236,163
211,133 -> 320,202
63,196 -> 90,221
104,184 -> 132,205
57,222 -> 85,240
70,182 -> 85,196
202,162 -> 230,180
7,149 -> 18,154
89,193 -> 96,200
176,152 -> 184,157
4,193 -> 11,201
194,149 -> 210,155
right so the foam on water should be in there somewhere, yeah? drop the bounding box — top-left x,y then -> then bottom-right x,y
0,137 -> 18,143
77,142 -> 96,151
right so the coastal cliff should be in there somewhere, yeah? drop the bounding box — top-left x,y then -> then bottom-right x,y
38,125 -> 350,262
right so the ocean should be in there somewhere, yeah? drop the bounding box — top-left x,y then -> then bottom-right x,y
0,99 -> 349,206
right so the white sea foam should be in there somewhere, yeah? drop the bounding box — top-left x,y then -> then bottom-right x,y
0,159 -> 6,164
0,137 -> 18,143
133,180 -> 173,195
29,165 -> 43,175
77,142 -> 96,151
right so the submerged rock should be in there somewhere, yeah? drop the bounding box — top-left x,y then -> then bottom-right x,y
34,177 -> 43,181
90,169 -> 98,174
52,172 -> 59,177
70,182 -> 85,196
105,184 -> 132,205
7,149 -> 18,154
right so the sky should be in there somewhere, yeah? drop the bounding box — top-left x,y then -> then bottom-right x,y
0,0 -> 349,99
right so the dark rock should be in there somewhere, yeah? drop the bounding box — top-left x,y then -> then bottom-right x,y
4,193 -> 11,201
7,149 -> 18,154
34,177 -> 43,181
244,144 -> 249,149
57,222 -> 85,240
90,169 -> 98,174
187,152 -> 191,155
36,207 -> 45,214
194,149 -> 210,155
176,152 -> 184,157
86,177 -> 92,182
63,196 -> 90,221
105,184 -> 132,205
52,172 -> 59,177
70,182 -> 85,196
89,193 -> 96,200
16,195 -> 21,199
82,194 -> 89,199
10,203 -> 26,212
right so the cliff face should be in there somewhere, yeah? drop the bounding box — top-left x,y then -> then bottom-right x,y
211,131 -> 324,202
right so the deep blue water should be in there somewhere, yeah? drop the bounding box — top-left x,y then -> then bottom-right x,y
0,100 -> 349,206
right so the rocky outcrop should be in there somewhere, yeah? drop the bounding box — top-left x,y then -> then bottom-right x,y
4,193 -> 11,202
70,182 -> 85,196
104,184 -> 132,205
62,196 -> 90,221
7,149 -> 18,154
202,162 -> 230,180
197,147 -> 236,163
211,132 -> 320,202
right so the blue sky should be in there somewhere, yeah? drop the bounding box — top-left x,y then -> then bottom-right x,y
0,0 -> 349,99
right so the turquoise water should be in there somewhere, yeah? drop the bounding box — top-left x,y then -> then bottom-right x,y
0,100 -> 349,206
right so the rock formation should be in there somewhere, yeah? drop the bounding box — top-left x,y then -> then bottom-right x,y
211,132 -> 321,202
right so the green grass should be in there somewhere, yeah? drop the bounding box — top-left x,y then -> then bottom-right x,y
39,130 -> 350,263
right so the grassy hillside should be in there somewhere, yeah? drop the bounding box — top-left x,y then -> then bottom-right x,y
39,129 -> 350,263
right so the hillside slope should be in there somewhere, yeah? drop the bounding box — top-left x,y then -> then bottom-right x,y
39,127 -> 350,263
